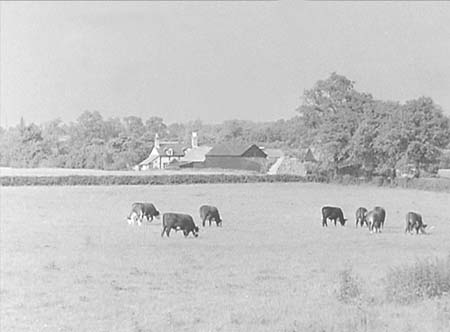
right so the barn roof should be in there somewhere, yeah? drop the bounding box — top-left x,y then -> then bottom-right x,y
206,143 -> 266,157
262,148 -> 284,158
303,148 -> 317,162
181,145 -> 212,162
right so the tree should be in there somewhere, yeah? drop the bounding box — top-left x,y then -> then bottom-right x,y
123,116 -> 144,137
297,73 -> 373,175
76,111 -> 106,143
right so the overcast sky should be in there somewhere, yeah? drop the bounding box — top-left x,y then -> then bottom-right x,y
1,1 -> 449,127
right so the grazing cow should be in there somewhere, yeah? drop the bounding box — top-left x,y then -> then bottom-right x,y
373,206 -> 386,229
127,204 -> 145,226
127,202 -> 160,225
199,205 -> 222,227
321,206 -> 347,227
366,207 -> 386,233
405,212 -> 427,234
161,213 -> 199,238
355,207 -> 368,228
127,211 -> 141,226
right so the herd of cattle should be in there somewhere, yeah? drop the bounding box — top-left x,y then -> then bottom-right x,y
127,202 -> 221,237
322,206 -> 428,234
126,202 -> 428,238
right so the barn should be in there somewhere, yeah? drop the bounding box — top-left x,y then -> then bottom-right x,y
204,143 -> 268,172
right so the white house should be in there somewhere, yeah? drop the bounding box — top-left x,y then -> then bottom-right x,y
138,134 -> 186,170
137,132 -> 211,170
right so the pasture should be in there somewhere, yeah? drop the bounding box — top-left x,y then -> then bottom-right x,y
1,183 -> 449,332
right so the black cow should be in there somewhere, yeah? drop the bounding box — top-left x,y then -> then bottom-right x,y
355,207 -> 368,228
161,213 -> 199,238
366,207 -> 386,233
321,206 -> 347,227
405,212 -> 427,234
373,206 -> 386,229
199,205 -> 222,227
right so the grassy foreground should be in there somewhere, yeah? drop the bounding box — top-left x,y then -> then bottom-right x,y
1,183 -> 449,331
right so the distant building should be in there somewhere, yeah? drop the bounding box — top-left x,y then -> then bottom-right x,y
138,134 -> 186,170
204,143 -> 268,172
137,132 -> 212,170
261,148 -> 284,160
177,132 -> 212,168
275,148 -> 317,176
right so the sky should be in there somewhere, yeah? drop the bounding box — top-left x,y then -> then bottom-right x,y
1,1 -> 450,128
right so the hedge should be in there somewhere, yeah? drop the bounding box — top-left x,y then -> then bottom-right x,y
0,174 -> 308,186
1,173 -> 449,192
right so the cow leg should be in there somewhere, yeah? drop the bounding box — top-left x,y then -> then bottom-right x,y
183,230 -> 189,237
209,217 -> 212,226
322,217 -> 327,227
166,228 -> 171,237
161,227 -> 166,237
202,217 -> 206,227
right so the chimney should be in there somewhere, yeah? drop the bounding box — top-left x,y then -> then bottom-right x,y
191,132 -> 198,148
154,133 -> 160,149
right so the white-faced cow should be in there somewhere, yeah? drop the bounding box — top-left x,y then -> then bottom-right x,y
366,206 -> 386,233
321,206 -> 347,227
355,207 -> 368,228
199,205 -> 222,227
161,213 -> 199,238
126,202 -> 160,225
405,212 -> 427,234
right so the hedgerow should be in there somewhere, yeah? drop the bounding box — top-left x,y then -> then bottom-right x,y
0,174 -> 307,186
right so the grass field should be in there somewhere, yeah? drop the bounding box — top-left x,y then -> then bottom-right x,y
1,183 -> 449,332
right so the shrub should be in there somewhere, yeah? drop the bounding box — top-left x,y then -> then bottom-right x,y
385,256 -> 450,304
336,268 -> 362,303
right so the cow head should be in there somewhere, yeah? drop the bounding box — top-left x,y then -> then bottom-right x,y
193,226 -> 199,237
127,212 -> 139,225
340,218 -> 347,226
155,210 -> 161,220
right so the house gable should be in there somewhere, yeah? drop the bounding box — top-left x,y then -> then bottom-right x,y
241,144 -> 267,158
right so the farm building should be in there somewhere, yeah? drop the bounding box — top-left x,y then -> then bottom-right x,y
179,132 -> 212,167
137,132 -> 211,170
276,148 -> 317,176
137,134 -> 186,170
261,148 -> 284,161
203,143 -> 268,172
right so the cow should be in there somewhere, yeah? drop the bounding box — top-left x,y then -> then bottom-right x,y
161,213 -> 199,238
199,205 -> 222,227
127,211 -> 141,226
405,212 -> 427,234
321,206 -> 347,227
355,207 -> 368,228
127,202 -> 160,225
373,206 -> 386,229
366,207 -> 386,233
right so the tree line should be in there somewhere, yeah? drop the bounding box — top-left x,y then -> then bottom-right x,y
1,73 -> 449,176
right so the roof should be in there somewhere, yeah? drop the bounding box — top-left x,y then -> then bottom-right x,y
303,148 -> 317,162
206,143 -> 266,157
262,148 -> 284,158
155,143 -> 187,157
138,154 -> 158,166
181,146 -> 212,162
